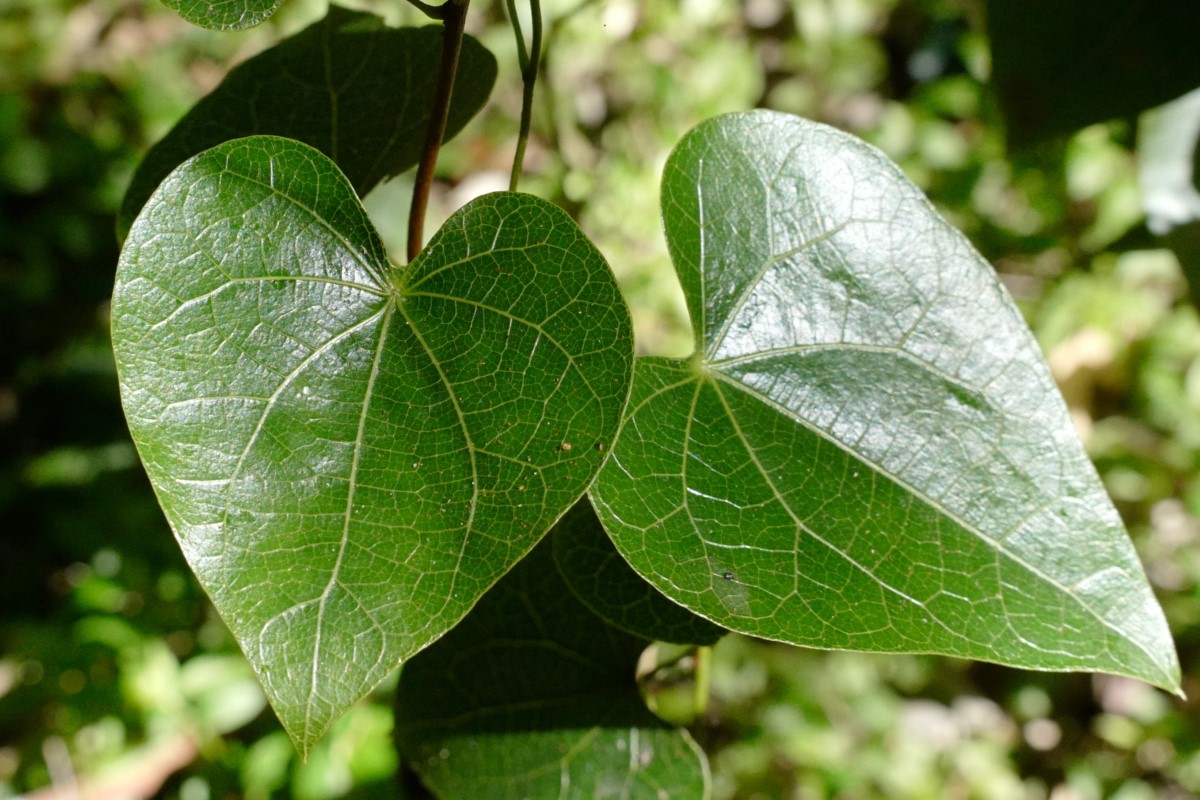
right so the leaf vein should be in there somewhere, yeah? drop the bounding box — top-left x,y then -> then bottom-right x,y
711,370 -> 1151,658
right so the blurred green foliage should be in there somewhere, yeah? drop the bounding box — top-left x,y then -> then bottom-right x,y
3,0 -> 1199,798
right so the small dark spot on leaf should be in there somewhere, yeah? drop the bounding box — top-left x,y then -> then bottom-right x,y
722,572 -> 735,581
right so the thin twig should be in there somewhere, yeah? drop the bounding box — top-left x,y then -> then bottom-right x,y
504,0 -> 528,69
509,0 -> 542,191
408,0 -> 470,262
403,0 -> 447,20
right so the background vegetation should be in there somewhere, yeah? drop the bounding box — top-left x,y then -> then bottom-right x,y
3,0 -> 1199,797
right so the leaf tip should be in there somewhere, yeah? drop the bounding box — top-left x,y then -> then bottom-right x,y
277,709 -> 330,763
1155,659 -> 1185,701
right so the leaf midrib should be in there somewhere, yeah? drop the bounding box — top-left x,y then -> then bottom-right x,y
707,367 -> 1165,675
622,360 -> 1155,669
218,308 -> 386,551
303,301 -> 395,744
398,296 -> 483,625
709,343 -> 974,392
706,373 -> 962,641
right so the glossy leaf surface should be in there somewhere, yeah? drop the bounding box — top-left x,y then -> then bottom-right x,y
554,500 -> 725,646
988,0 -> 1200,146
120,8 -> 496,239
112,137 -> 634,754
591,111 -> 1180,692
396,533 -> 711,800
161,0 -> 282,30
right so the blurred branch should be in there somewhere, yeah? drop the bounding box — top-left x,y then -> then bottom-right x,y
504,0 -> 529,68
27,734 -> 198,800
403,0 -> 448,20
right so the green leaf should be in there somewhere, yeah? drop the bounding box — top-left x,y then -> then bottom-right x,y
111,136 -> 634,754
987,0 -> 1200,147
591,111 -> 1181,692
395,532 -> 711,800
554,500 -> 725,646
161,0 -> 283,30
119,8 -> 497,240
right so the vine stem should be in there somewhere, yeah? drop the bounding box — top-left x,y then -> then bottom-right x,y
693,645 -> 712,719
505,0 -> 542,191
408,0 -> 470,263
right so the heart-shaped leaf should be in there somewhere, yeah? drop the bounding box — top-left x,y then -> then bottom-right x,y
396,529 -> 711,800
112,136 -> 634,754
553,500 -> 725,646
119,8 -> 497,239
161,0 -> 283,30
591,111 -> 1181,692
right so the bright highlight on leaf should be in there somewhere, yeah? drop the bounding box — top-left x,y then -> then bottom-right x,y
119,8 -> 497,240
111,136 -> 634,755
591,110 -> 1181,693
396,527 -> 711,800
161,0 -> 283,30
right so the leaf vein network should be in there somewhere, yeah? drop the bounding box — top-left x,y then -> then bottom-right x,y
218,307 -> 386,552
709,369 -> 1151,659
704,219 -> 852,360
151,275 -> 385,332
220,164 -> 388,288
404,291 -> 606,403
303,302 -> 395,740
706,376 -> 954,638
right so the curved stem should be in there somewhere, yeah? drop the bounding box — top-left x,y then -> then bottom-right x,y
407,0 -> 470,263
504,0 -> 528,68
403,0 -> 447,20
508,0 -> 542,191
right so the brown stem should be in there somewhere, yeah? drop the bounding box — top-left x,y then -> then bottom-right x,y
408,0 -> 470,263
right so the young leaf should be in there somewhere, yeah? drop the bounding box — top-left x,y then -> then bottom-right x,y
591,111 -> 1181,693
111,136 -> 634,755
161,0 -> 283,30
988,0 -> 1200,147
119,8 -> 497,239
395,532 -> 711,800
553,499 -> 726,646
